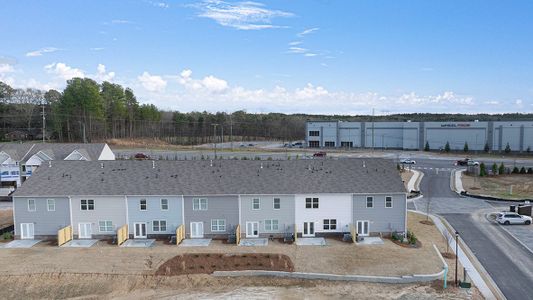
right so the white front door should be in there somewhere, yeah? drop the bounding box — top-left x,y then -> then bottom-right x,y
303,222 -> 315,237
190,222 -> 204,238
245,221 -> 259,238
78,223 -> 92,239
20,223 -> 34,239
134,222 -> 147,238
357,220 -> 369,236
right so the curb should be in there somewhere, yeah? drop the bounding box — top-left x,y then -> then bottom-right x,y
462,192 -> 532,204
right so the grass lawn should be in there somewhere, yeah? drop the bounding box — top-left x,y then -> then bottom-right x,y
463,174 -> 533,200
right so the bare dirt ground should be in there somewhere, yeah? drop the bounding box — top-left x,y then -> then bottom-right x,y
0,212 -> 477,299
463,174 -> 533,200
0,208 -> 13,229
401,170 -> 414,190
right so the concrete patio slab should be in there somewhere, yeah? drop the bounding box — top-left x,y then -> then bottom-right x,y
180,238 -> 211,247
61,239 -> 98,248
239,238 -> 268,246
357,237 -> 384,245
296,237 -> 326,246
121,239 -> 155,248
1,240 -> 41,248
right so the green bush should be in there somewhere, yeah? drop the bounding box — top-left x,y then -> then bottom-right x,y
527,167 -> 533,174
463,142 -> 469,153
392,231 -> 404,243
484,142 -> 490,153
397,163 -> 401,171
512,166 -> 520,174
444,141 -> 450,153
424,141 -> 430,151
479,162 -> 487,177
499,162 -> 505,175
492,163 -> 498,175
505,143 -> 511,153
520,166 -> 527,174
407,230 -> 417,245
2,232 -> 13,240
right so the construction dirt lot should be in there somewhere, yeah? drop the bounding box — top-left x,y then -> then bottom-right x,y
463,174 -> 533,200
0,212 -> 480,299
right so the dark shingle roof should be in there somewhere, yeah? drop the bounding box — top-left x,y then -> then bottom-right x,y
13,159 -> 406,196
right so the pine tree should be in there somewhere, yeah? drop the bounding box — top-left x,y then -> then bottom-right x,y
463,142 -> 469,153
499,162 -> 505,175
424,141 -> 430,151
505,143 -> 511,153
492,163 -> 498,175
479,162 -> 487,177
444,141 -> 450,153
484,142 -> 490,153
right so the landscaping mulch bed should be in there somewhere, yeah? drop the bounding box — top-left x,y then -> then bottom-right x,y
390,239 -> 422,249
155,253 -> 294,276
419,220 -> 435,225
441,252 -> 456,259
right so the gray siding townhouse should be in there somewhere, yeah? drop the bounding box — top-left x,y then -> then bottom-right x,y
12,159 -> 407,240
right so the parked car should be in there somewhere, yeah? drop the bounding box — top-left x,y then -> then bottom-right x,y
134,153 -> 150,160
313,151 -> 326,158
291,142 -> 304,148
456,158 -> 479,166
400,158 -> 416,164
496,212 -> 532,225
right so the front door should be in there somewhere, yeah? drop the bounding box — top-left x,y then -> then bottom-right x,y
245,222 -> 259,238
134,222 -> 147,238
303,222 -> 315,237
357,220 -> 369,236
78,223 -> 92,239
190,222 -> 204,238
20,223 -> 34,239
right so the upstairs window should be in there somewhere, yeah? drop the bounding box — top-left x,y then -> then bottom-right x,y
305,197 -> 319,209
81,199 -> 94,210
47,199 -> 55,211
366,196 -> 373,208
160,198 -> 168,210
140,199 -> 147,211
193,198 -> 208,210
28,199 -> 36,212
385,196 -> 393,208
252,198 -> 260,210
273,198 -> 281,209
309,130 -> 320,137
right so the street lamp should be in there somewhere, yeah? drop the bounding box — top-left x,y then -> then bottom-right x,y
455,231 -> 459,287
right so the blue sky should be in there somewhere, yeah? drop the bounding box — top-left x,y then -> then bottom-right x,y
1,0 -> 532,114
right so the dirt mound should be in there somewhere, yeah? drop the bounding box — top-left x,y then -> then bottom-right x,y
155,253 -> 294,276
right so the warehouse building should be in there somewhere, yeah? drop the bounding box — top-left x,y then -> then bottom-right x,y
306,120 -> 533,152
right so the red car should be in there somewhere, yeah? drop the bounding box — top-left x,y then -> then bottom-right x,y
134,153 -> 150,160
313,151 -> 327,158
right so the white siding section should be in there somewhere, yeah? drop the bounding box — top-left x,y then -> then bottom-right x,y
295,193 -> 352,234
98,144 -> 116,160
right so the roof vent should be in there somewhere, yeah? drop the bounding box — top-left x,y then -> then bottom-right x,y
210,160 -> 213,167
100,162 -> 104,169
362,161 -> 366,168
152,161 -> 155,169
260,163 -> 263,169
48,161 -> 52,168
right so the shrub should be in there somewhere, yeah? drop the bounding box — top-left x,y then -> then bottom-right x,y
512,166 -> 520,174
407,230 -> 417,245
492,163 -> 498,175
267,156 -> 273,161
528,167 -> 533,174
499,162 -> 505,175
527,146 -> 531,153
397,163 -> 401,171
479,162 -> 487,177
484,142 -> 490,153
424,141 -> 430,151
444,141 -> 450,153
2,232 -> 13,240
463,142 -> 469,153
520,166 -> 527,174
392,231 -> 404,243
254,156 -> 261,160
505,143 -> 511,153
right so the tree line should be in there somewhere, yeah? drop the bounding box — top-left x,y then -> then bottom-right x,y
1,78 -> 532,144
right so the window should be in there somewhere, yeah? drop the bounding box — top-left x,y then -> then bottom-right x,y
28,199 -> 36,212
211,219 -> 226,232
160,198 -> 168,210
99,221 -> 113,232
152,220 -> 167,232
323,219 -> 337,230
385,196 -> 392,208
139,199 -> 147,211
324,141 -> 335,147
309,130 -> 320,137
366,196 -> 373,208
308,141 -> 320,148
265,219 -> 279,231
252,198 -> 260,210
47,199 -> 55,211
273,198 -> 281,209
193,198 -> 208,210
340,141 -> 353,148
305,197 -> 319,209
81,199 -> 94,210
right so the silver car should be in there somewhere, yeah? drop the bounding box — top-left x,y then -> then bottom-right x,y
496,212 -> 532,225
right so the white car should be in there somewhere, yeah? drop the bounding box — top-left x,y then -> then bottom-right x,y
467,160 -> 480,166
496,212 -> 532,225
400,158 -> 416,164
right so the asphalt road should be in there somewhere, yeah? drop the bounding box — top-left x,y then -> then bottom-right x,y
415,160 -> 533,300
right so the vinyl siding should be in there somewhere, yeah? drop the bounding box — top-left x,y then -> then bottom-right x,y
239,195 -> 295,236
353,193 -> 406,234
70,196 -> 126,237
13,196 -> 70,236
295,194 -> 352,234
127,196 -> 182,235
183,195 -> 238,237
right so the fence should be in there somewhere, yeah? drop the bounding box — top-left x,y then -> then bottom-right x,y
117,224 -> 128,246
350,224 -> 356,243
176,224 -> 185,245
57,225 -> 72,246
235,224 -> 241,245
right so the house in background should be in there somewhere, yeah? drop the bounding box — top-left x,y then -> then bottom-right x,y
0,143 -> 115,195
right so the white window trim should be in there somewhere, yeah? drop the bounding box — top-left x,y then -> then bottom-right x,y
98,220 -> 113,232
80,199 -> 95,211
27,199 -> 36,212
385,196 -> 393,208
211,219 -> 226,232
252,198 -> 260,210
153,220 -> 167,232
193,198 -> 208,211
264,219 -> 279,231
160,198 -> 169,211
47,199 -> 55,212
323,219 -> 337,231
139,199 -> 147,211
273,198 -> 281,210
366,196 -> 374,208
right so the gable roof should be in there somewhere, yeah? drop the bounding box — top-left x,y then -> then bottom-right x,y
13,159 -> 406,197
0,143 -> 35,161
0,143 -> 110,163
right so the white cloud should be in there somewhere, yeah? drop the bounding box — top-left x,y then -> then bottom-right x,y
304,53 -> 317,57
287,47 -> 308,54
44,62 -> 85,80
298,27 -> 319,36
147,1 -> 169,8
288,41 -> 302,46
484,100 -> 499,105
111,19 -> 132,24
178,69 -> 228,93
193,0 -> 293,30
515,99 -> 523,106
0,63 -> 14,73
138,71 -> 167,92
90,47 -> 105,51
26,47 -> 60,57
94,64 -> 115,82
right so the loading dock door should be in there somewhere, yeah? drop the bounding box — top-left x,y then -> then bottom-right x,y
20,223 -> 34,239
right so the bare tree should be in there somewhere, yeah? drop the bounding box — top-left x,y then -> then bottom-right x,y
9,88 -> 44,132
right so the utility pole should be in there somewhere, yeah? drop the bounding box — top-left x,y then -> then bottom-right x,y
41,102 -> 46,143
212,123 -> 219,158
